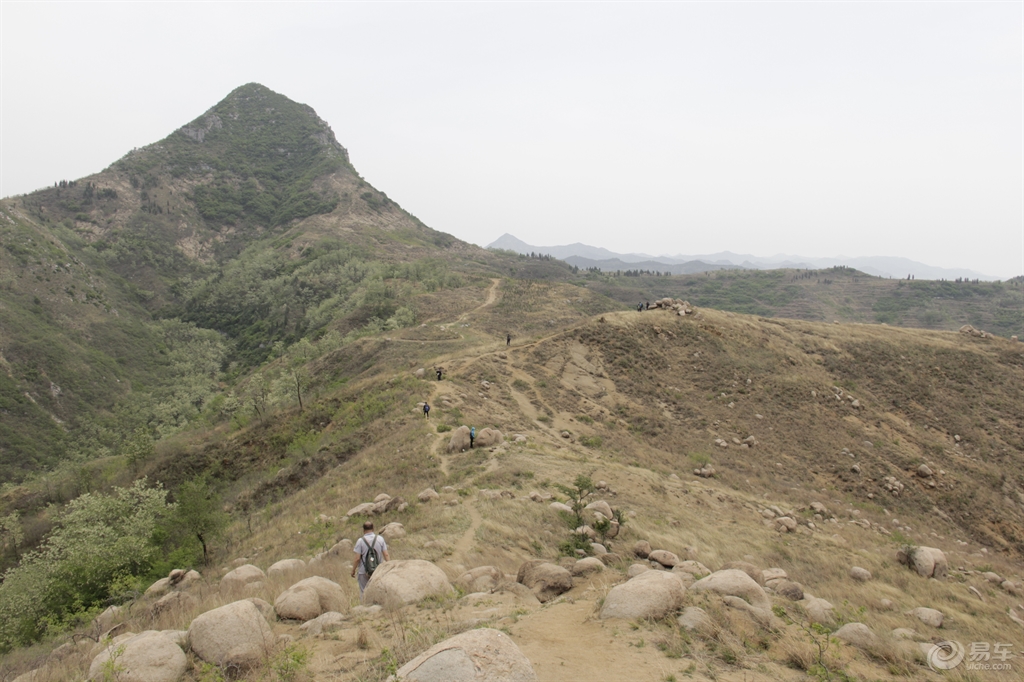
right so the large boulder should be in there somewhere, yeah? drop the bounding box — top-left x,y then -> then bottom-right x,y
690,569 -> 771,611
88,631 -> 187,682
274,577 -> 345,621
274,585 -> 321,621
632,541 -> 652,559
585,500 -> 614,520
418,488 -> 440,503
153,591 -> 196,616
516,561 -> 573,603
456,566 -> 503,594
187,600 -> 275,671
909,607 -> 944,628
380,522 -> 406,540
364,560 -> 454,606
834,623 -> 879,650
394,628 -> 537,682
475,428 -> 504,448
220,564 -> 266,597
897,546 -> 947,579
571,557 -> 605,577
267,559 -> 306,579
648,550 -> 680,568
447,426 -> 472,453
721,561 -> 764,586
298,611 -> 347,636
600,571 -> 686,620
800,596 -> 836,625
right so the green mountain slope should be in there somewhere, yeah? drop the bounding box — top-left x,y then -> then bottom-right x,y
1,84 -> 553,482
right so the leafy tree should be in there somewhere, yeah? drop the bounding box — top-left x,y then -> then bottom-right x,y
121,428 -> 155,472
0,512 -> 23,560
171,476 -> 228,565
0,480 -> 171,650
554,474 -> 597,555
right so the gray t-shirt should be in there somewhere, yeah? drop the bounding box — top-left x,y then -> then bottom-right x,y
353,533 -> 387,576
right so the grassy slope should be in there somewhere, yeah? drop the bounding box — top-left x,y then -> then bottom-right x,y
586,267 -> 1024,339
3,276 -> 1023,681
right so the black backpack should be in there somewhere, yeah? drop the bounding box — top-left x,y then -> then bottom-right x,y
361,534 -> 382,576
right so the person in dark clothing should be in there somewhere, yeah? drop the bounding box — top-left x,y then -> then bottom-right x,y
506,333 -> 511,346
436,368 -> 443,381
469,426 -> 475,448
637,302 -> 643,312
423,403 -> 430,418
645,301 -> 650,310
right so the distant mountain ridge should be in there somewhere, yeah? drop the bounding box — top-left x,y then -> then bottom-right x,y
488,233 -> 1002,281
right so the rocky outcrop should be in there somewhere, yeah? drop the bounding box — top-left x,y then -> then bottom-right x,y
447,426 -> 472,452
835,623 -> 879,650
475,428 -> 504,448
393,628 -> 537,681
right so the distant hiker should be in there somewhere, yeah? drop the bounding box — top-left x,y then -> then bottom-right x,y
436,367 -> 443,381
645,301 -> 650,310
637,302 -> 643,312
351,521 -> 389,599
470,426 -> 475,449
506,333 -> 511,346
423,403 -> 430,418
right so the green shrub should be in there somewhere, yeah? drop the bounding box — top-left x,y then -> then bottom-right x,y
436,424 -> 452,433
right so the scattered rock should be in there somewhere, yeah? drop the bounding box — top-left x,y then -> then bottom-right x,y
393,628 -> 538,682
516,561 -> 573,603
549,502 -> 573,514
982,571 -> 1003,584
690,569 -> 771,611
648,550 -> 680,568
220,565 -> 267,597
801,596 -> 835,625
447,426 -> 472,452
849,566 -> 872,582
897,546 -> 947,579
187,600 -> 275,670
916,464 -> 933,478
298,611 -> 346,636
721,561 -> 764,585
834,622 -> 879,650
600,571 -> 686,620
627,563 -> 650,578
775,517 -> 798,533
153,590 -> 196,616
346,502 -> 376,517
475,428 -> 504,448
773,580 -> 804,601
674,561 -> 711,579
677,606 -> 715,634
571,557 -> 605,577
585,500 -> 614,519
418,488 -> 440,503
891,628 -> 919,640
909,607 -> 944,628
274,577 -> 345,621
88,631 -> 187,682
246,598 -> 275,622
380,522 -> 406,540
455,566 -> 502,594
632,541 -> 652,559
267,559 -> 306,578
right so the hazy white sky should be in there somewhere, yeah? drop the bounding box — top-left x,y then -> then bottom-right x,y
2,2 -> 1021,277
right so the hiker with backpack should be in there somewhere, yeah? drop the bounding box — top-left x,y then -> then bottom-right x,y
423,402 -> 430,418
351,520 -> 390,598
469,426 -> 475,449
